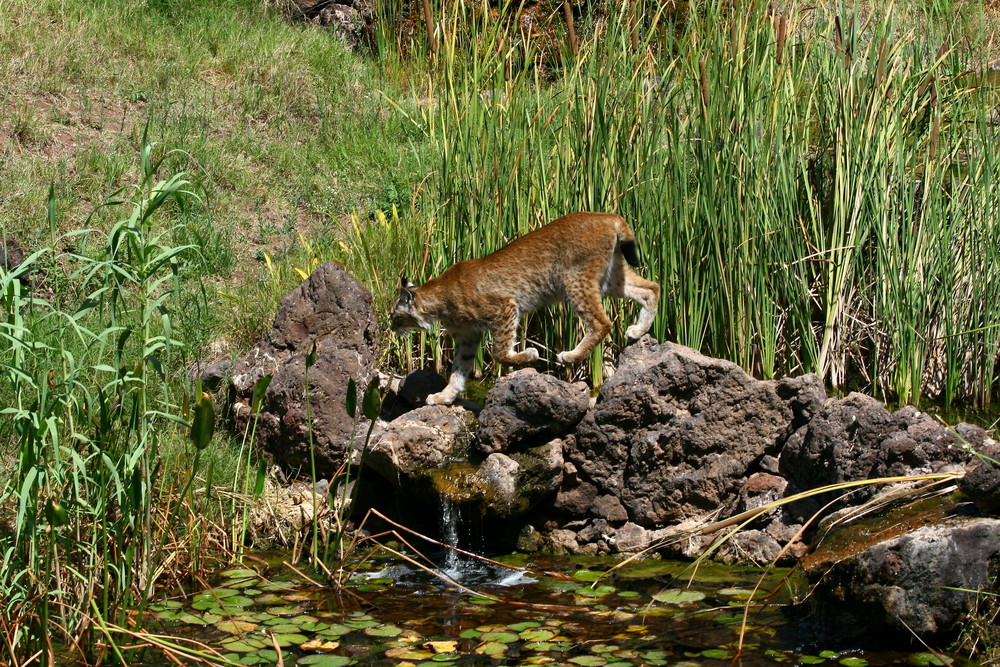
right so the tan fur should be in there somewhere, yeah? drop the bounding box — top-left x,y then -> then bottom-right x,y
391,212 -> 660,405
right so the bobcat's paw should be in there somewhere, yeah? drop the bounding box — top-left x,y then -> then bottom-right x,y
556,350 -> 580,365
625,324 -> 647,341
522,347 -> 540,363
426,390 -> 457,406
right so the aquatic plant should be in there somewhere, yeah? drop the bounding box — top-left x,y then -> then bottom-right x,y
379,0 -> 999,407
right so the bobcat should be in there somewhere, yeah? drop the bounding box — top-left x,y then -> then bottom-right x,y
391,212 -> 660,405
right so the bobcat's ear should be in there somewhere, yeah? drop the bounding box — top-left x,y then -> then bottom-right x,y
398,275 -> 416,304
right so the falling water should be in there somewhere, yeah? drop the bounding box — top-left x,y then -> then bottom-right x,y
439,496 -> 463,575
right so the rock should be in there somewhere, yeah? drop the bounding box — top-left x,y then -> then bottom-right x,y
780,394 -> 976,523
553,458 -> 598,515
398,369 -> 448,408
189,358 -> 231,393
568,338 -> 826,526
591,494 -> 628,523
611,522 -> 651,553
476,453 -> 520,513
806,517 -> 1000,636
477,369 -> 590,454
1,236 -> 25,274
284,0 -> 371,46
364,405 -> 475,487
229,262 -> 379,476
548,528 -> 580,553
960,445 -> 1000,516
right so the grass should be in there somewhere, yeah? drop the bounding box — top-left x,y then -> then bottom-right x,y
372,0 -> 1000,409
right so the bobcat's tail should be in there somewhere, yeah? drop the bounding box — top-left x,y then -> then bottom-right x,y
616,217 -> 642,268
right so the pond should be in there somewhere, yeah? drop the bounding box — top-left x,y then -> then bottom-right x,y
148,544 -> 965,667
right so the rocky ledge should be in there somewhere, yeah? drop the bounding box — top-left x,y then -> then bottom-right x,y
203,264 -> 1000,642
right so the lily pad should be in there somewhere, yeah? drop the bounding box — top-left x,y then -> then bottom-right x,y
474,641 -> 508,657
569,656 -> 608,666
221,568 -> 258,579
365,623 -> 403,637
507,621 -> 542,631
480,631 -> 519,643
254,593 -> 287,605
385,646 -> 433,659
215,620 -> 258,634
573,570 -> 605,582
218,638 -> 267,653
800,657 -> 827,665
651,589 -> 706,604
839,658 -> 869,667
702,648 -> 731,659
219,595 -> 256,608
908,653 -> 945,667
317,623 -> 353,637
269,632 -> 310,647
298,656 -> 353,666
520,628 -> 555,641
591,644 -> 619,653
575,584 -> 616,598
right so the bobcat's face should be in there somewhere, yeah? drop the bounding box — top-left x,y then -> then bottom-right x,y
391,278 -> 432,332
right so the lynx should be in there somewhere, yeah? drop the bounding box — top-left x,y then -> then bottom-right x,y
391,212 -> 660,405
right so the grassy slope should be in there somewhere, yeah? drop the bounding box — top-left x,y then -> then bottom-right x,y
0,0 -> 426,344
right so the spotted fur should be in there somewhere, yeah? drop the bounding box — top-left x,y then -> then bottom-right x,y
391,212 -> 660,405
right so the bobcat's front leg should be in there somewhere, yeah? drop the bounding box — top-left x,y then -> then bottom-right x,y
427,331 -> 480,405
492,300 -> 539,365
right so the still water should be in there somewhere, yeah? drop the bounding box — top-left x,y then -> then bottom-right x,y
149,544 -> 967,667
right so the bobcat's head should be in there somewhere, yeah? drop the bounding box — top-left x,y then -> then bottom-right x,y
391,277 -> 432,332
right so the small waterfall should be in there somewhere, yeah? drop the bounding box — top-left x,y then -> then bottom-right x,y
439,496 -> 463,575
436,494 -> 535,586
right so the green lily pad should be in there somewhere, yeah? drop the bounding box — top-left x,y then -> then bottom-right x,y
523,642 -> 557,652
908,653 -> 945,667
467,596 -> 496,605
254,593 -> 287,605
221,568 -> 258,579
268,605 -> 304,616
269,632 -> 309,647
190,600 -> 221,612
220,595 -> 255,608
345,618 -> 378,629
573,570 -> 605,582
365,624 -> 403,637
298,656 -> 353,666
652,589 -> 706,604
430,653 -> 461,662
266,623 -> 301,633
591,644 -> 619,653
575,585 -> 616,598
155,610 -> 184,621
569,656 -> 608,666
520,628 -> 555,641
507,621 -> 541,631
839,658 -> 869,667
480,631 -> 519,643
800,657 -> 827,665
474,641 -> 508,656
317,623 -> 353,637
819,652 -> 840,659
218,638 -> 266,653
459,628 -> 481,639
702,649 -> 731,659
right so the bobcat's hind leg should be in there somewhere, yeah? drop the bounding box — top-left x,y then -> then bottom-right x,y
557,285 -> 613,365
427,331 -> 481,405
608,267 -> 660,341
491,300 -> 540,366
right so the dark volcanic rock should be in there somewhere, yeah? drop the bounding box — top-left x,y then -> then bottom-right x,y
806,517 -> 1000,636
780,394 -> 976,523
230,262 -> 379,476
567,338 -> 826,526
478,369 -> 590,454
960,444 -> 1000,516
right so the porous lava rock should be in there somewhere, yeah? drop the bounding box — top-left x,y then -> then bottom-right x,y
805,516 -> 1000,636
779,394 -> 980,523
477,368 -> 590,454
567,337 -> 826,526
229,262 -> 379,476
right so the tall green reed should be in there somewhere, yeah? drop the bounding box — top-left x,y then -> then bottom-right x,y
385,0 -> 999,407
0,142 -> 215,664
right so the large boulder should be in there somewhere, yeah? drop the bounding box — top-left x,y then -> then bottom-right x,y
364,405 -> 475,486
230,262 -> 379,476
779,394 -> 980,523
477,369 -> 590,454
805,515 -> 1000,636
566,338 -> 826,526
